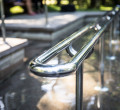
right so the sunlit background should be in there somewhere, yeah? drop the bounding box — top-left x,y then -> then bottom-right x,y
6,0 -> 115,15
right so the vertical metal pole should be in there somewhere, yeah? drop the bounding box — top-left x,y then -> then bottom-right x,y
1,0 -> 6,42
113,16 -> 116,37
119,12 -> 120,38
112,19 -> 115,39
116,13 -> 120,48
44,0 -> 48,25
112,15 -> 118,58
100,36 -> 104,88
58,52 -> 61,64
108,24 -> 113,82
107,20 -> 116,61
76,64 -> 83,110
109,23 -> 113,56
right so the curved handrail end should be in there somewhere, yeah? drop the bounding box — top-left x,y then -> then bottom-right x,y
29,60 -> 76,77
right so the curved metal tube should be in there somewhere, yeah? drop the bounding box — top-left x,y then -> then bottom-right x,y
66,6 -> 120,57
66,45 -> 77,57
29,24 -> 93,77
29,6 -> 120,77
35,24 -> 93,64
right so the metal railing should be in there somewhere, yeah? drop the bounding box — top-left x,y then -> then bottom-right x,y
29,6 -> 120,110
0,0 -> 6,43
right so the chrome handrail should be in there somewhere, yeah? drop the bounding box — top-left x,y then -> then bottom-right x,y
29,23 -> 94,77
29,6 -> 119,77
66,7 -> 119,57
0,0 -> 6,43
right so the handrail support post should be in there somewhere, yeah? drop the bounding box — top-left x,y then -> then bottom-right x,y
76,64 -> 83,110
44,0 -> 48,26
100,36 -> 104,88
0,0 -> 6,43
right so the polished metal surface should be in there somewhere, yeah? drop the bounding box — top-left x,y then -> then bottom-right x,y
29,24 -> 92,76
66,8 -> 119,57
29,6 -> 119,77
76,64 -> 83,110
100,35 -> 105,88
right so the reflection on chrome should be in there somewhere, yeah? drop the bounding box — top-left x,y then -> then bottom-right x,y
94,24 -> 101,31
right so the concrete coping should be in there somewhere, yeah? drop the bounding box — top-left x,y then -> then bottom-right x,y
5,15 -> 100,33
1,12 -> 105,33
0,38 -> 28,58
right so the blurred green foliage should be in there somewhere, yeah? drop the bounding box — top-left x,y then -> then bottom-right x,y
47,0 -> 120,11
9,0 -> 120,14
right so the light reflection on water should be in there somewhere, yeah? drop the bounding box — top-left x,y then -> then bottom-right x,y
0,97 -> 5,110
87,96 -> 96,110
38,74 -> 76,110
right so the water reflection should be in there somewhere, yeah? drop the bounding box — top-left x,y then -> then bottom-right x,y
20,73 -> 27,80
0,97 -> 5,110
87,96 -> 96,110
5,92 -> 17,110
21,89 -> 26,104
37,75 -> 76,110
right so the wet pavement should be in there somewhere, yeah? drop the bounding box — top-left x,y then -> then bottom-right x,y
0,15 -> 120,110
